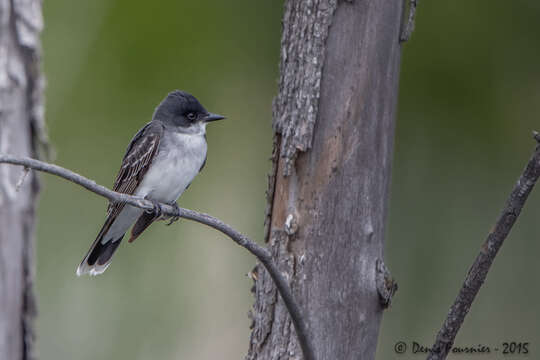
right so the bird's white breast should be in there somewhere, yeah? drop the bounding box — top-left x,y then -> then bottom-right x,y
136,131 -> 207,203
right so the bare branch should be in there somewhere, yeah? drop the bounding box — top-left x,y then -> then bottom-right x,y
0,153 -> 315,360
427,135 -> 540,360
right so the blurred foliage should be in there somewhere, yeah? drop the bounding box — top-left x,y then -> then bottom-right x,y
37,0 -> 540,359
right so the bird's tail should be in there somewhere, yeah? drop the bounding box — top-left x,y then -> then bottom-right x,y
76,228 -> 124,276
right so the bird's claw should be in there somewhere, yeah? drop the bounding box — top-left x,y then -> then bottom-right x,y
145,200 -> 163,218
166,203 -> 181,226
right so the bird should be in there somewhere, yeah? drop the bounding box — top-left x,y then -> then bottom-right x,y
76,90 -> 225,276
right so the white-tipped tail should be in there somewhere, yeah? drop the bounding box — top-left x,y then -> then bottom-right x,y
76,234 -> 124,277
76,261 -> 111,277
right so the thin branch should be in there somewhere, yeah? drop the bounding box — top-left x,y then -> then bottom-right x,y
0,154 -> 315,360
427,134 -> 540,360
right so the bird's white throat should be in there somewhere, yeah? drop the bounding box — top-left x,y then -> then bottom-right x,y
175,121 -> 207,136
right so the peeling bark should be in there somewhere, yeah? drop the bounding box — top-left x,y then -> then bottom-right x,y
0,0 -> 45,359
247,0 -> 404,359
272,0 -> 338,176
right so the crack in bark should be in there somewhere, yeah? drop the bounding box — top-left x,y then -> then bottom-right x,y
264,134 -> 281,243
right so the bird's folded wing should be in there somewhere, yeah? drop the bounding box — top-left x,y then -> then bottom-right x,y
97,121 -> 164,240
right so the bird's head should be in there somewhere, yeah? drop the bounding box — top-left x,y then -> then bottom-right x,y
153,90 -> 225,134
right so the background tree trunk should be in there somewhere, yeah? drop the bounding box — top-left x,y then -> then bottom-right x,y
247,1 -> 404,359
0,0 -> 46,359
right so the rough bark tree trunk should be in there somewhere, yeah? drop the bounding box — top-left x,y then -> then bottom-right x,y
0,0 -> 46,359
247,1 -> 404,359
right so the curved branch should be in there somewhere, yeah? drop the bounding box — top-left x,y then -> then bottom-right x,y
0,154 -> 315,360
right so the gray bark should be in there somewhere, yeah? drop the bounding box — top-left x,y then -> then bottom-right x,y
247,1 -> 404,359
0,0 -> 45,359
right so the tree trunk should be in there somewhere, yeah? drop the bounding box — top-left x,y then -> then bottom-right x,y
247,1 -> 403,359
0,0 -> 46,359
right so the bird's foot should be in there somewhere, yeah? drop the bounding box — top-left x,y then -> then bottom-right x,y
145,199 -> 163,219
165,202 -> 181,226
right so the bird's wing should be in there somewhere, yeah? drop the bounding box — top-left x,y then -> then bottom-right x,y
99,121 -> 164,239
77,121 -> 164,275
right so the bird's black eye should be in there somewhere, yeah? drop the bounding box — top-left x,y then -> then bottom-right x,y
186,112 -> 196,121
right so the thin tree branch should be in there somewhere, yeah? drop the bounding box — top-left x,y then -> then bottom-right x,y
427,133 -> 540,360
0,153 -> 315,360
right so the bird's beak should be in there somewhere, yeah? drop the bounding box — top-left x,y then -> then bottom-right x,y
204,113 -> 225,122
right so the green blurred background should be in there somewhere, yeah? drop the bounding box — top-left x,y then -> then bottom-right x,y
37,1 -> 540,359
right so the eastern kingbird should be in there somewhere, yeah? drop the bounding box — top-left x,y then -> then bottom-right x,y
77,90 -> 224,276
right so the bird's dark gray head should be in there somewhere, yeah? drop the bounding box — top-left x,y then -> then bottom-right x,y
152,90 -> 224,132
